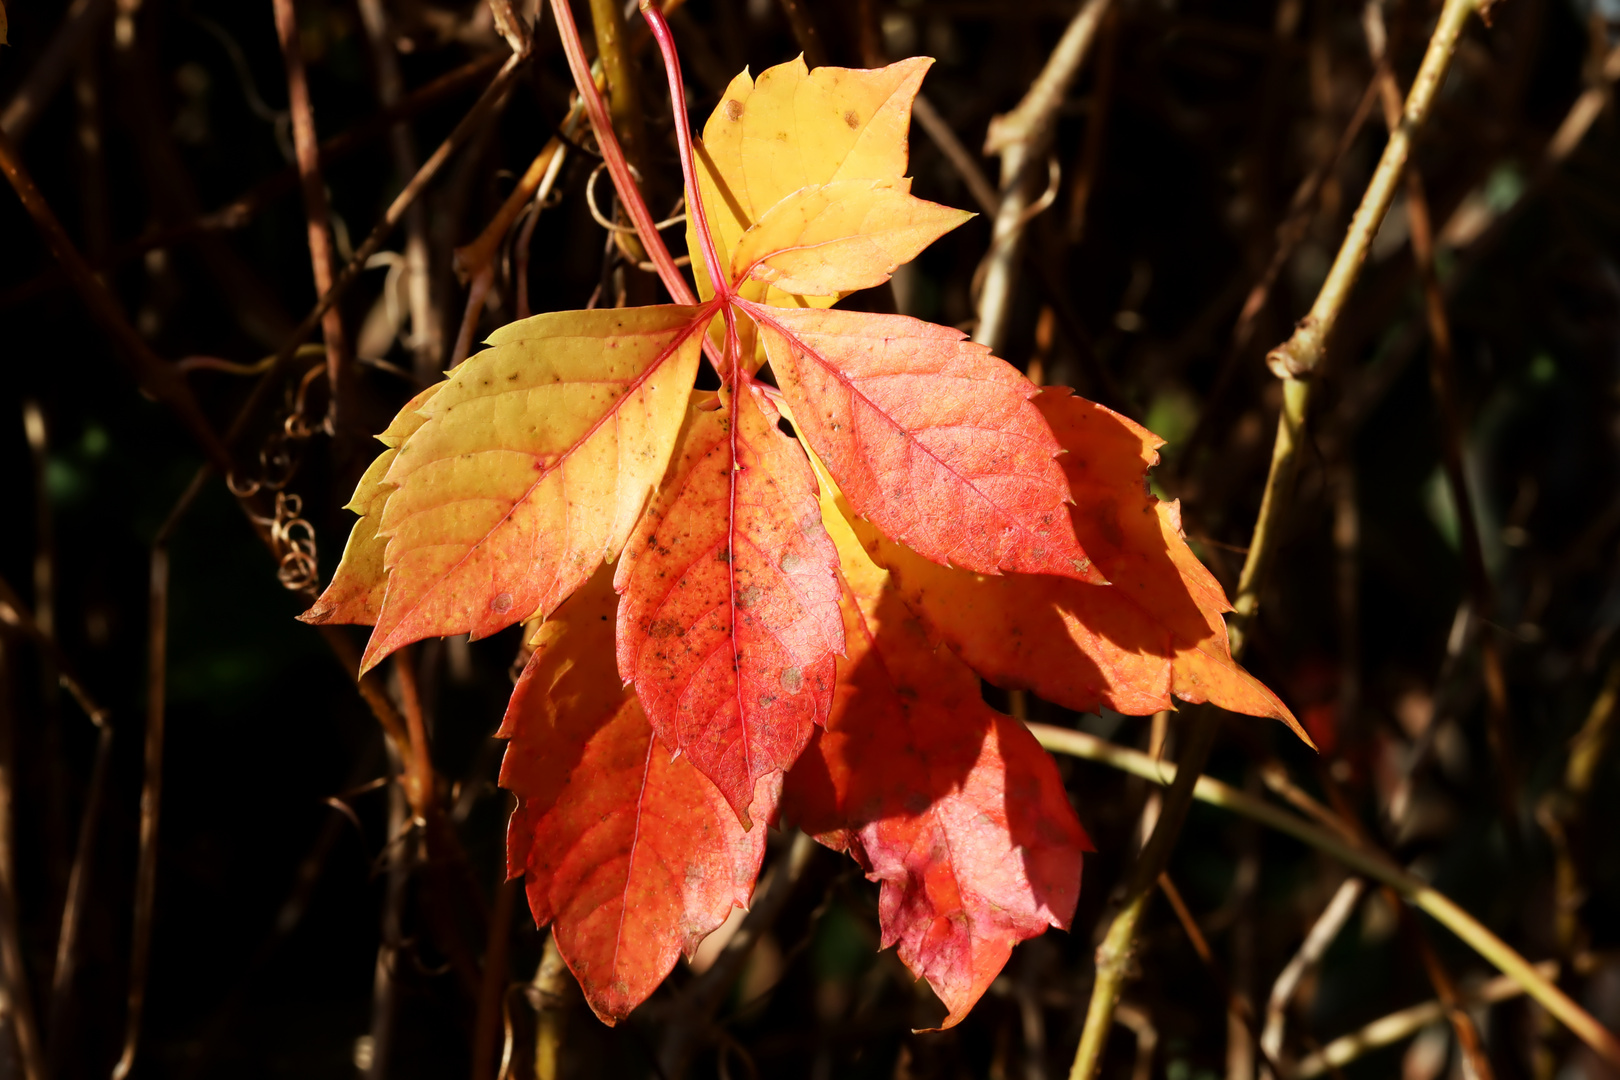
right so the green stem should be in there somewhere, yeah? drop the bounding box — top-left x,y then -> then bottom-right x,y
1069,711 -> 1220,1080
1030,722 -> 1620,1069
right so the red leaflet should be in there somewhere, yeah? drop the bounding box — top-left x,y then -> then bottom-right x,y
615,390 -> 845,826
500,566 -> 770,1023
751,303 -> 1103,581
864,388 -> 1308,738
783,481 -> 1089,1027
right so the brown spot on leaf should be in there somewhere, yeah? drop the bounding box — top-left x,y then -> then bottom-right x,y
844,109 -> 860,129
724,98 -> 744,121
491,592 -> 514,613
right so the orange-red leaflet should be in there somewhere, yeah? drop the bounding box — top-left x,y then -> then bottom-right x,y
858,387 -> 1311,743
781,466 -> 1090,1029
614,389 -> 843,827
500,566 -> 771,1023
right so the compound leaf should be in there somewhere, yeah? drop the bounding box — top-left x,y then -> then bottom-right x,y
500,565 -> 770,1024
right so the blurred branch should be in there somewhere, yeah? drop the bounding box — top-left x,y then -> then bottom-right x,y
0,645 -> 44,1080
1069,709 -> 1220,1080
1264,0 -> 1478,379
975,0 -> 1111,356
0,0 -> 114,140
1260,876 -> 1365,1074
1231,0 -> 1481,654
660,831 -> 816,1079
1294,953 -> 1612,1078
271,0 -> 353,434
0,126 -> 234,474
1030,722 -> 1620,1068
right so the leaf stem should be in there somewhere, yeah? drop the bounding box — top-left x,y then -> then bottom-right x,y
547,0 -> 697,305
638,0 -> 730,301
1030,722 -> 1620,1070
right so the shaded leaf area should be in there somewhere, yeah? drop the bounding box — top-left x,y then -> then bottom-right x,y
2,0 -> 1620,1078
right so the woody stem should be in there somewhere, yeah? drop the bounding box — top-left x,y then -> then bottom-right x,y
639,0 -> 730,298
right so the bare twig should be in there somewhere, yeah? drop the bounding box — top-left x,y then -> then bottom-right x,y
272,0 -> 353,432
1293,955 -> 1612,1078
1030,723 -> 1620,1068
0,0 -> 114,139
1264,0 -> 1479,379
976,0 -> 1111,356
1069,709 -> 1221,1080
1260,876 -> 1365,1073
0,126 -> 234,474
0,646 -> 44,1080
110,468 -> 202,1080
355,0 -> 442,379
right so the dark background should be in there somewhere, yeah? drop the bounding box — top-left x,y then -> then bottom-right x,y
1,0 -> 1619,1077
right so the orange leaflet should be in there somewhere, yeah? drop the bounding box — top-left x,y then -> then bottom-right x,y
353,307 -> 704,673
750,303 -> 1104,581
782,474 -> 1090,1028
500,566 -> 771,1023
300,382 -> 440,628
861,388 -> 1309,741
614,390 -> 845,827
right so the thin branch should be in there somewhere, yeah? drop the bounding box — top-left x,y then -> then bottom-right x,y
0,645 -> 45,1080
272,0 -> 353,431
0,126 -> 234,474
1029,722 -> 1620,1069
1069,708 -> 1220,1080
224,49 -> 526,455
975,0 -> 1111,355
0,0 -> 114,139
1264,0 -> 1479,378
1292,954 -> 1612,1079
1260,876 -> 1365,1073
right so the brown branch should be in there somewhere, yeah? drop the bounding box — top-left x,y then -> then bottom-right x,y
0,126 -> 234,475
0,0 -> 114,140
0,644 -> 45,1080
272,0 -> 353,432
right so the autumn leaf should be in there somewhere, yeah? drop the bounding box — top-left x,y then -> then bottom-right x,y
782,464 -> 1090,1028
615,389 -> 844,826
857,387 -> 1310,740
751,304 -> 1104,580
355,306 -> 704,672
499,564 -> 770,1024
300,383 -> 441,628
688,55 -> 934,310
729,178 -> 971,298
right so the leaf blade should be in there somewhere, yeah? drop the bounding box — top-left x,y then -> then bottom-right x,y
299,383 -> 442,627
358,306 -> 704,672
783,470 -> 1089,1028
750,303 -> 1102,580
859,388 -> 1308,738
499,566 -> 770,1024
615,389 -> 845,825
729,178 -> 971,298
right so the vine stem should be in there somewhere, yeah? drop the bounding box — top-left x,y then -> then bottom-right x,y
1230,0 -> 1479,654
546,0 -> 698,305
1030,722 -> 1620,1069
639,0 -> 730,302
